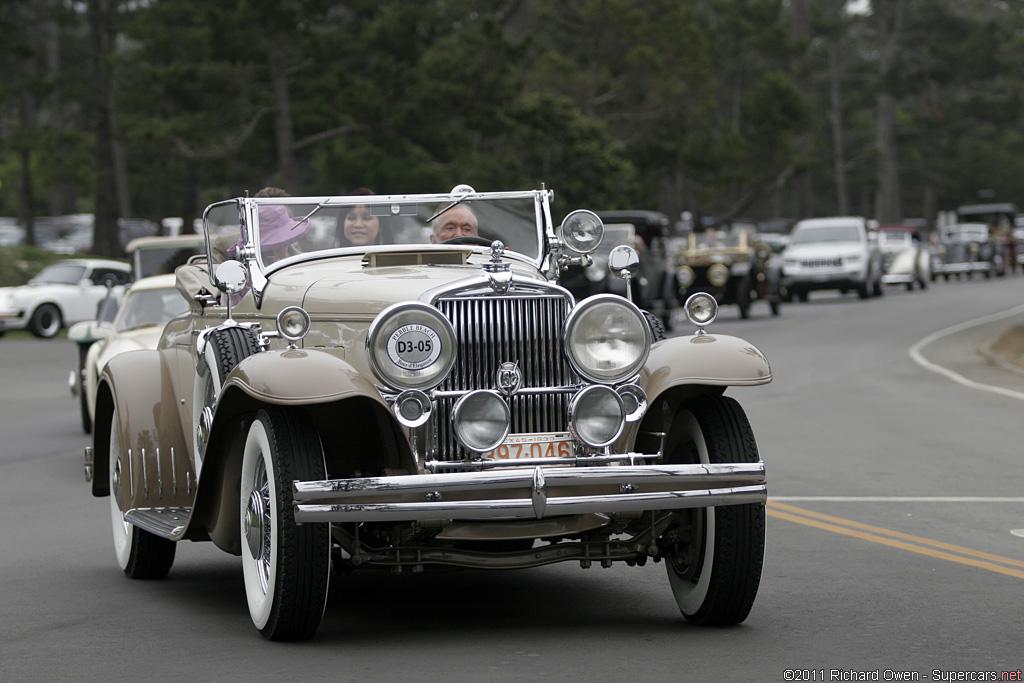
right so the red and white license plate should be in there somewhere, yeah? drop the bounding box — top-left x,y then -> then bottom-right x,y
483,432 -> 573,460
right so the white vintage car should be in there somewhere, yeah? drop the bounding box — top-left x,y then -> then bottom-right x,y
0,258 -> 131,338
85,186 -> 771,641
68,274 -> 190,434
878,225 -> 931,290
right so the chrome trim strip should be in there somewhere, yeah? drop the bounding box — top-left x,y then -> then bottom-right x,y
156,447 -> 163,499
127,448 -> 134,498
423,451 -> 660,471
141,447 -> 149,499
171,447 -> 178,498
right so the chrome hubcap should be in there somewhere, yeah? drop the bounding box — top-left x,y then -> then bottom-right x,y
243,460 -> 271,594
244,489 -> 265,560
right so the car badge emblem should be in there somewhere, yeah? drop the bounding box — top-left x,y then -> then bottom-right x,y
496,361 -> 522,396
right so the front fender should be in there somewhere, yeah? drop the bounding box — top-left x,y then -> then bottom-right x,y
195,348 -> 401,555
222,347 -> 387,405
91,349 -> 193,509
640,333 -> 772,401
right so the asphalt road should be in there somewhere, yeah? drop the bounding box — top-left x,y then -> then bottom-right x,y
2,275 -> 1023,682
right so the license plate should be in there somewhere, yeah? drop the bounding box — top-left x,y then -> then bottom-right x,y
483,432 -> 573,460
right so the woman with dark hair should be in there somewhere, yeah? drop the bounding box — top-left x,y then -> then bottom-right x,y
334,188 -> 393,247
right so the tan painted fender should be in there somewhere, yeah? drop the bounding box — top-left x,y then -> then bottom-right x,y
91,348 -> 193,511
195,348 -> 404,554
640,333 -> 772,400
221,348 -> 387,405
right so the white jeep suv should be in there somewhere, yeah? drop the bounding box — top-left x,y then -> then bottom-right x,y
783,216 -> 883,301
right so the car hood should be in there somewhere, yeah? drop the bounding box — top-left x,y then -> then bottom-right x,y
784,242 -> 865,258
264,253 -> 550,317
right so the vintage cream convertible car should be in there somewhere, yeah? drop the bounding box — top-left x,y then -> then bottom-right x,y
85,186 -> 771,641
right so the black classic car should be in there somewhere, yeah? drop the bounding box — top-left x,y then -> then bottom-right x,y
560,210 -> 678,329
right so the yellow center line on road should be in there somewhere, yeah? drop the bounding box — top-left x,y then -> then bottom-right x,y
766,500 -> 1024,580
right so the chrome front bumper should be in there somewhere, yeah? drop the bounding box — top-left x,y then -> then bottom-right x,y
292,462 -> 766,523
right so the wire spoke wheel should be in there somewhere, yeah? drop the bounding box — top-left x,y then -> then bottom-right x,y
240,407 -> 329,641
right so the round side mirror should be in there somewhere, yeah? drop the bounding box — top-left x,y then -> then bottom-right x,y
213,260 -> 248,295
608,245 -> 640,280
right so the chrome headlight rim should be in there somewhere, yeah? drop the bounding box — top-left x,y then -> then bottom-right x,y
367,301 -> 457,391
276,306 -> 311,343
684,292 -> 719,328
393,389 -> 432,429
616,384 -> 648,423
676,265 -> 695,288
706,263 -> 730,287
563,294 -> 652,385
452,389 -> 511,454
569,385 -> 626,448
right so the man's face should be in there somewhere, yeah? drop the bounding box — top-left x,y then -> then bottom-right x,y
432,205 -> 478,243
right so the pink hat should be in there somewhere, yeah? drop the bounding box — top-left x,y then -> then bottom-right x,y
229,205 -> 309,257
257,205 -> 309,250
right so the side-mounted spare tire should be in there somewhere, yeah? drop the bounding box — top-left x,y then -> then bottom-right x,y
192,325 -> 261,466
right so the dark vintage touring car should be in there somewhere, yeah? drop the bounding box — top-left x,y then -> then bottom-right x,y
86,186 -> 771,640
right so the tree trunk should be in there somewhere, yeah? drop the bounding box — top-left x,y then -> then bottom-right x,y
269,43 -> 297,191
88,0 -> 121,257
828,36 -> 849,216
874,2 -> 903,224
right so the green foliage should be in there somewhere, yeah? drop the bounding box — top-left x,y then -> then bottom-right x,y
4,0 -> 1024,226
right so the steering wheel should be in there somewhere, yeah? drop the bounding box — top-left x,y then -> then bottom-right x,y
441,236 -> 494,247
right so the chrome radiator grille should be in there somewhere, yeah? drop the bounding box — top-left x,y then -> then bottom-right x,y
433,293 -> 581,463
800,257 -> 843,268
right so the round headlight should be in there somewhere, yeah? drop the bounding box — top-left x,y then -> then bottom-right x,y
684,292 -> 718,327
559,210 -> 604,254
564,295 -> 651,384
676,265 -> 695,288
453,390 -> 511,453
570,385 -> 625,448
367,302 -> 457,391
277,306 -> 310,342
707,263 -> 730,287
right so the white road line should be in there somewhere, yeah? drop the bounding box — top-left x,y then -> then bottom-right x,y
771,496 -> 1024,503
907,302 -> 1024,401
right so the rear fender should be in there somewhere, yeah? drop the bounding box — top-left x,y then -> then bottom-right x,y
91,349 -> 193,509
193,349 -> 411,555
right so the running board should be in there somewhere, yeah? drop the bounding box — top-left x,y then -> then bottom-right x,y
124,507 -> 192,541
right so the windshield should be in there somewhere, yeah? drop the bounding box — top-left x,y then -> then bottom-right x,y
30,263 -> 86,285
115,287 -> 189,332
791,223 -> 861,244
203,191 -> 546,271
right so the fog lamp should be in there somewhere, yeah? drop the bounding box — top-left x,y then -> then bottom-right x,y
453,390 -> 511,453
569,385 -> 625,448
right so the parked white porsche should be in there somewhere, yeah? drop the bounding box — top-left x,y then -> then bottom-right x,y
0,259 -> 131,338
